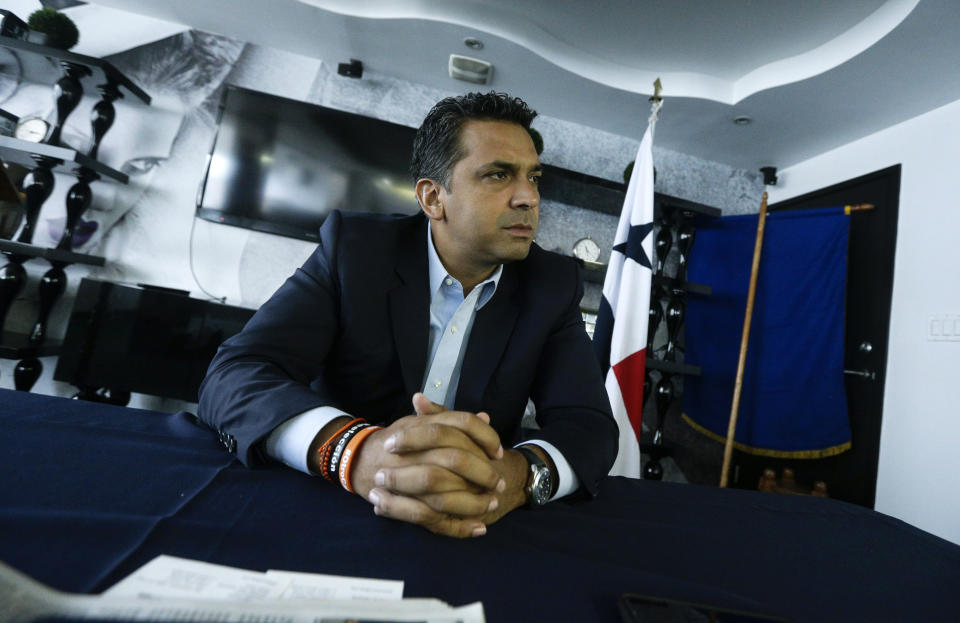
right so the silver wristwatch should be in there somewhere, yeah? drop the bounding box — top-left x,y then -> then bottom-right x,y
517,447 -> 552,508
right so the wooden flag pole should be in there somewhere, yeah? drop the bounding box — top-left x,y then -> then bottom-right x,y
719,192 -> 769,488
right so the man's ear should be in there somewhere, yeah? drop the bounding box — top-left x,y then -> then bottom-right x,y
416,178 -> 445,221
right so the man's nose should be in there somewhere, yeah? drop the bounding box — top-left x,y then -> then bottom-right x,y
512,180 -> 539,210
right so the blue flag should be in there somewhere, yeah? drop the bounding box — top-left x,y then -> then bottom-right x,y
682,206 -> 851,458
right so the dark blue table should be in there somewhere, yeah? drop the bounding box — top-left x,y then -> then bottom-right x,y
2,388 -> 958,622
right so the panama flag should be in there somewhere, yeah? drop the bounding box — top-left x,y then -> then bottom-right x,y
593,123 -> 655,478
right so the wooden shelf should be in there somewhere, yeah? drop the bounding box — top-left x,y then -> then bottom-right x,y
0,331 -> 60,359
0,239 -> 105,266
0,136 -> 128,183
647,358 -> 701,376
0,36 -> 150,104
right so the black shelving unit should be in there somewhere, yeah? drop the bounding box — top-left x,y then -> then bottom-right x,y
569,187 -> 720,479
0,239 -> 106,267
0,36 -> 150,104
652,274 -> 711,296
656,193 -> 722,219
0,136 -> 129,183
0,32 -> 149,392
646,358 -> 701,376
0,240 -> 104,366
641,194 -> 720,480
0,332 -> 60,358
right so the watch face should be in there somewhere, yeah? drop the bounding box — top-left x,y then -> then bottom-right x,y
573,237 -> 601,262
531,466 -> 552,505
15,118 -> 49,143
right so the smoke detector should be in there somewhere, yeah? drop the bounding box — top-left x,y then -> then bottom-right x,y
449,54 -> 493,85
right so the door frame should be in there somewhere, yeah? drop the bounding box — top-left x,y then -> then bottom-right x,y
731,165 -> 901,508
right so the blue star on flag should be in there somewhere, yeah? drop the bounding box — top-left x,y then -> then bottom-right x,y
612,222 -> 654,269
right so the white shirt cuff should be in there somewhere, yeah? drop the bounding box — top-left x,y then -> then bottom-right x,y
515,439 -> 580,501
264,406 -> 350,474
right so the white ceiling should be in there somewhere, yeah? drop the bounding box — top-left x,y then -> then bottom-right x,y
84,0 -> 960,173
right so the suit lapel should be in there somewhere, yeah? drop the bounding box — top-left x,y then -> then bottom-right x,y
457,263 -> 520,410
388,216 -> 431,399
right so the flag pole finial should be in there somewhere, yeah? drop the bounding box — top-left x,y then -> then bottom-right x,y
649,78 -> 663,103
648,78 -> 664,126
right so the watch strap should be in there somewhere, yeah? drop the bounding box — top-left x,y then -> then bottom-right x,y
517,446 -> 550,508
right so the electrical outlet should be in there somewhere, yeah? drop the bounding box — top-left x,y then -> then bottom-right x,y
928,314 -> 960,341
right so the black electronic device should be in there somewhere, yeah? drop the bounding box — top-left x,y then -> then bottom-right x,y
337,58 -> 363,78
195,85 -> 421,242
618,594 -> 793,623
54,278 -> 255,402
194,86 -> 630,242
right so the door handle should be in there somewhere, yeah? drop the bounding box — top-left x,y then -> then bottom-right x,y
843,368 -> 876,381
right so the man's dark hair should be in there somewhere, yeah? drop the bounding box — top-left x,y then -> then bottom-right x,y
410,91 -> 537,188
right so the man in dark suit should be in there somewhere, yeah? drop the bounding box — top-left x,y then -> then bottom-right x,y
199,92 -> 617,538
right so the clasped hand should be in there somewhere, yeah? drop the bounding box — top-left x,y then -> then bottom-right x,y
349,393 -> 526,538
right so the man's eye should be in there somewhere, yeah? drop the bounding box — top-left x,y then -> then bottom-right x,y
121,157 -> 165,176
530,175 -> 542,185
488,171 -> 507,180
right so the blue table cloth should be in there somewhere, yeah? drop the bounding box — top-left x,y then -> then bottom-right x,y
2,388 -> 958,622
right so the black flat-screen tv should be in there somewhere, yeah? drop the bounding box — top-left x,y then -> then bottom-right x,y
196,86 -> 629,242
195,86 -> 421,242
54,279 -> 255,402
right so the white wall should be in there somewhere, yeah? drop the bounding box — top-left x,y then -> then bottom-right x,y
768,98 -> 960,545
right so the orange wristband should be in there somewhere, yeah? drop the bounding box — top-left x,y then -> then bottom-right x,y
316,417 -> 364,480
339,425 -> 382,493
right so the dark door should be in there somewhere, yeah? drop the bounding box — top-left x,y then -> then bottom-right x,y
731,165 -> 901,508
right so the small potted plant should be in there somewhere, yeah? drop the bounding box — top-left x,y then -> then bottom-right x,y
27,8 -> 79,50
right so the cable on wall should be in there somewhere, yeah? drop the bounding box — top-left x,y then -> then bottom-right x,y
188,215 -> 227,304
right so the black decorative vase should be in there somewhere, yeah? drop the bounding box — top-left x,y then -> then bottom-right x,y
0,259 -> 26,333
654,374 -> 675,445
643,370 -> 653,409
57,169 -> 96,251
96,387 -> 131,406
47,62 -> 91,147
677,223 -> 697,282
664,296 -> 685,361
14,357 -> 42,391
72,386 -> 101,402
30,265 -> 66,344
655,226 -> 672,276
88,81 -> 122,160
642,459 -> 664,481
17,159 -> 56,244
647,300 -> 663,352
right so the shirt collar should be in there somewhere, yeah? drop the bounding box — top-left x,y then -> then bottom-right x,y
427,221 -> 502,308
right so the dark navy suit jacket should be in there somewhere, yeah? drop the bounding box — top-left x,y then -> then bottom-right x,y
198,211 -> 617,495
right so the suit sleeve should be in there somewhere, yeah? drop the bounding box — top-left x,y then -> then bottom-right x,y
526,258 -> 619,497
197,212 -> 345,466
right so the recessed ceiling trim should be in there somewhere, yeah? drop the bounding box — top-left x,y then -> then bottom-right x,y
733,0 -> 920,102
295,0 -> 916,105
295,0 -> 731,101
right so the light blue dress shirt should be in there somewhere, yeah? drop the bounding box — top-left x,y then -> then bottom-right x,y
265,223 -> 579,500
421,230 -> 500,408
